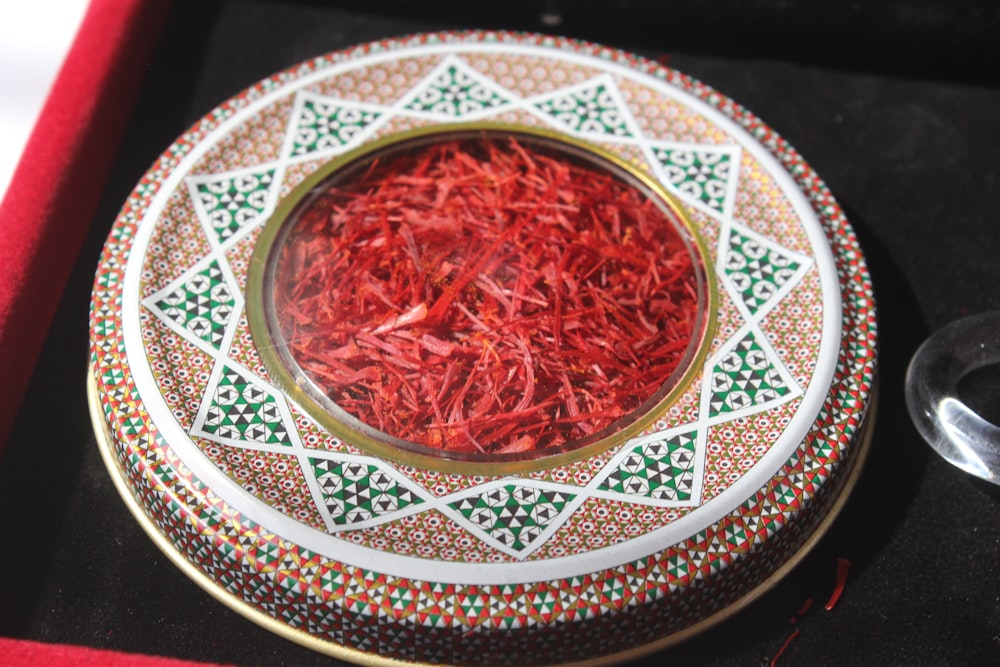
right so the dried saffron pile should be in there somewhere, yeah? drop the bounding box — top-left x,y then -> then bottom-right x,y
273,134 -> 701,455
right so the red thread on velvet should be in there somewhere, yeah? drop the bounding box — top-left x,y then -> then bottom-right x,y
824,557 -> 851,611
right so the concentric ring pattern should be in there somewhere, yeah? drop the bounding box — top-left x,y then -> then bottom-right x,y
90,32 -> 876,665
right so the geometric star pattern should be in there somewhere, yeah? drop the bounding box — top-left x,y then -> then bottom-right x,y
709,330 -> 792,418
127,53 -> 823,564
311,459 -> 423,525
449,484 -> 575,553
190,168 -> 275,245
724,228 -> 803,316
402,60 -> 512,117
598,431 -> 697,501
151,260 -> 235,350
92,35 -> 877,666
532,81 -> 634,138
651,145 -> 736,215
289,95 -> 382,157
199,364 -> 291,445
137,54 -> 817,556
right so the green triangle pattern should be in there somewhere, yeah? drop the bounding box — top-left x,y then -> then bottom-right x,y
201,365 -> 291,445
311,459 -> 423,525
652,147 -> 733,212
533,83 -> 632,137
598,431 -> 697,501
709,331 -> 791,417
153,260 -> 235,349
290,98 -> 381,156
193,169 -> 275,244
404,64 -> 510,116
449,484 -> 574,552
724,229 -> 801,315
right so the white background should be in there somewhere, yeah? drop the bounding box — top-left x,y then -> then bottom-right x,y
0,1 -> 90,205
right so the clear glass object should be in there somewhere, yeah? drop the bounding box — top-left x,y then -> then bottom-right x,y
905,311 -> 1000,484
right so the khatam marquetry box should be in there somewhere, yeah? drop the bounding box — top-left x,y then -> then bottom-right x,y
89,32 -> 877,665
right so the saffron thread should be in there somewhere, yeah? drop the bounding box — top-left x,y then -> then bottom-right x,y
824,557 -> 851,611
769,558 -> 852,664
273,134 -> 700,454
770,628 -> 800,667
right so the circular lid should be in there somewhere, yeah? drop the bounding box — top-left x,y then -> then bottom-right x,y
89,32 -> 877,665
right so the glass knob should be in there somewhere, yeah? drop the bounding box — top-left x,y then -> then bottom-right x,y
905,311 -> 1000,484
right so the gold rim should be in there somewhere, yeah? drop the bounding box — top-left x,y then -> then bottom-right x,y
89,369 -> 876,667
246,122 -> 718,474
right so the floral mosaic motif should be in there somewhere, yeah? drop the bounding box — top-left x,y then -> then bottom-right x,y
310,458 -> 424,525
197,363 -> 291,445
289,94 -> 382,157
597,431 -> 698,501
724,228 -> 805,316
709,330 -> 795,418
449,483 -> 575,553
532,81 -> 633,137
402,61 -> 512,117
150,260 -> 235,350
189,168 -> 275,244
650,145 -> 737,215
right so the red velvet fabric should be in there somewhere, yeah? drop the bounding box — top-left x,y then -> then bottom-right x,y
0,0 -> 169,450
0,638 -> 236,667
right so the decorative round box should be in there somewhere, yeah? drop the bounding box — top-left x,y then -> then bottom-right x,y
88,32 -> 877,665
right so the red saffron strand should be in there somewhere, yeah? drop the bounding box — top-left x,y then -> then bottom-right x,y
824,557 -> 851,611
794,596 -> 813,620
770,628 -> 800,667
273,134 -> 700,454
